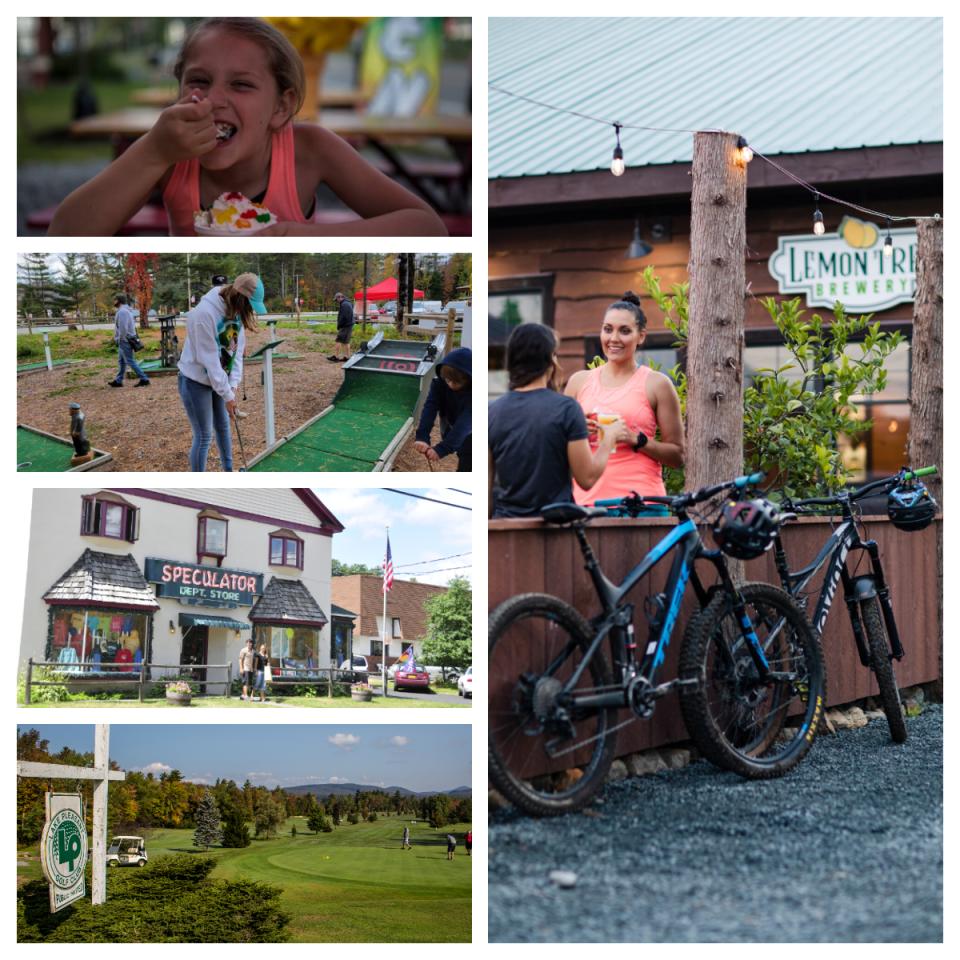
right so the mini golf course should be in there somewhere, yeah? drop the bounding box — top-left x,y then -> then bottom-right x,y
17,424 -> 112,472
248,333 -> 444,472
17,815 -> 471,943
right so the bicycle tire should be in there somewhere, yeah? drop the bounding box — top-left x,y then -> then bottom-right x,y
860,596 -> 908,743
489,593 -> 618,816
678,582 -> 826,778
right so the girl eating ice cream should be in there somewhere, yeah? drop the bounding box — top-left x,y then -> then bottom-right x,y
50,17 -> 447,237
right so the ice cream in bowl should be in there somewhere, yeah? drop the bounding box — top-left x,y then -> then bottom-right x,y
194,192 -> 277,235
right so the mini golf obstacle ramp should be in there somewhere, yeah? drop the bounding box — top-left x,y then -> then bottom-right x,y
17,359 -> 82,374
248,332 -> 444,472
17,424 -> 112,472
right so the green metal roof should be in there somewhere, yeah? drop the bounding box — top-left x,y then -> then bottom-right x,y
489,17 -> 942,179
179,613 -> 250,630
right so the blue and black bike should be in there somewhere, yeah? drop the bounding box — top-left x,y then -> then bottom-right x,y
489,473 -> 826,816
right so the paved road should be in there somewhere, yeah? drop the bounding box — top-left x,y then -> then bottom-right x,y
383,689 -> 468,706
489,706 -> 942,942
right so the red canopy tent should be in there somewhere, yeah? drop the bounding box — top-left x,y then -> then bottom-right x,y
354,277 -> 425,301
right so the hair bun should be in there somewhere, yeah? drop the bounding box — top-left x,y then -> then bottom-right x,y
622,290 -> 641,306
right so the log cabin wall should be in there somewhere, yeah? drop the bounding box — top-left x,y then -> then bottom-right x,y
488,515 -> 940,773
489,186 -> 942,375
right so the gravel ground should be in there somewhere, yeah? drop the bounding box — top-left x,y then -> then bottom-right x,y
489,705 -> 943,942
16,326 -> 455,473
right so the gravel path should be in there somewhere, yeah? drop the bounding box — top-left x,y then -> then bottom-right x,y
489,705 -> 942,942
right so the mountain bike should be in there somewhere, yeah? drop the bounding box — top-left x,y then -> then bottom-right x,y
488,473 -> 826,816
771,466 -> 937,744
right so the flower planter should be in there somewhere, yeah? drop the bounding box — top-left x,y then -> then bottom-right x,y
351,688 -> 373,702
166,691 -> 192,706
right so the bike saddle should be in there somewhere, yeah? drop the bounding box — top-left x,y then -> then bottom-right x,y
540,502 -> 607,524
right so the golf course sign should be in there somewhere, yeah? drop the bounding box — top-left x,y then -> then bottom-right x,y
40,793 -> 87,912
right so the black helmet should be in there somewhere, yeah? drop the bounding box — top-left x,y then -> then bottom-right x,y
713,498 -> 781,560
888,482 -> 937,531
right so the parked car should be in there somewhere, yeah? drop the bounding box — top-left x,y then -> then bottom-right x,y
413,300 -> 443,314
393,665 -> 431,690
357,304 -> 379,320
380,301 -> 396,316
338,656 -> 369,681
106,836 -> 147,867
441,300 -> 468,317
424,664 -> 460,682
457,666 -> 473,699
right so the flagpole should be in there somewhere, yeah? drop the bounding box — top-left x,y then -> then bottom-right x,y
382,524 -> 389,699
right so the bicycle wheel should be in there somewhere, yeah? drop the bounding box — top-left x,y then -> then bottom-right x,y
489,593 -> 618,816
678,582 -> 826,778
860,597 -> 908,743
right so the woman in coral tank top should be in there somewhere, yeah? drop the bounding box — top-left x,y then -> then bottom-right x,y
565,291 -> 685,504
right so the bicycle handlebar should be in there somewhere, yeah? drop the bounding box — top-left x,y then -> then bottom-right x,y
596,472 -> 766,516
791,466 -> 938,510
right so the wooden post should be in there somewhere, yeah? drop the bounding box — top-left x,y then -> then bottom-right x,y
25,658 -> 33,705
227,661 -> 233,697
91,725 -> 109,905
138,660 -> 146,702
908,216 -> 943,698
328,667 -> 333,700
685,131 -> 748,495
445,307 -> 456,355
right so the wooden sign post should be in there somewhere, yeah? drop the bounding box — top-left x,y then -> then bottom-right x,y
18,724 -> 126,907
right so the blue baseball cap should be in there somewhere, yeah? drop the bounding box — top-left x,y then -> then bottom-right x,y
234,273 -> 268,315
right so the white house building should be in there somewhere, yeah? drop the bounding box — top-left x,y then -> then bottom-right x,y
20,488 -> 347,690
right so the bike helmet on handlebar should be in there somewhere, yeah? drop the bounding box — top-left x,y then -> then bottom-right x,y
712,498 -> 781,559
887,481 -> 937,531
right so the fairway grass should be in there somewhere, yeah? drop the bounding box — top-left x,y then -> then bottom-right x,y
18,816 -> 471,943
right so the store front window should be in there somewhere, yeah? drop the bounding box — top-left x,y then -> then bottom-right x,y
47,608 -> 150,671
254,624 -> 320,673
330,620 -> 352,665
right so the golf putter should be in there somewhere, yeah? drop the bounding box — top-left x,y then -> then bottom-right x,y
231,408 -> 249,472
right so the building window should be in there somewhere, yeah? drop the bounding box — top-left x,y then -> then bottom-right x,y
254,624 -> 319,673
81,493 -> 139,542
371,640 -> 384,656
197,511 -> 228,564
47,607 -> 149,669
489,275 -> 555,397
268,530 -> 304,570
392,617 -> 402,638
331,620 -> 352,664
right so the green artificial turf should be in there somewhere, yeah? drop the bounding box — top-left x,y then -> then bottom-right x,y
17,426 -> 76,471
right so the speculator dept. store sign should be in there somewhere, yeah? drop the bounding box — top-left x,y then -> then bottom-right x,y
41,794 -> 87,912
768,217 -> 917,311
145,558 -> 263,608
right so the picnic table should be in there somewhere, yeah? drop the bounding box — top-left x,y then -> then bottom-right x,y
69,108 -> 472,213
130,86 -> 370,110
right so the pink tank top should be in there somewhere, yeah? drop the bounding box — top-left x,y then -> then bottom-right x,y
162,124 -> 307,236
573,364 -> 666,504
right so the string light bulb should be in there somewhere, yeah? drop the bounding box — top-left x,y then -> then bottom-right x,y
736,136 -> 754,164
883,220 -> 894,258
611,123 -> 625,177
812,194 -> 825,236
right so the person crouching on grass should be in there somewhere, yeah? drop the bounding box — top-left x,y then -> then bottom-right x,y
49,18 -> 446,237
414,347 -> 472,471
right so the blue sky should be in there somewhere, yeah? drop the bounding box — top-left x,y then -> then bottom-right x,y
319,487 -> 472,587
21,725 -> 471,793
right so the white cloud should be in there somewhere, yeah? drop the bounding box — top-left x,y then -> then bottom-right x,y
328,733 -> 360,749
388,736 -> 409,747
140,762 -> 171,776
326,776 -> 349,783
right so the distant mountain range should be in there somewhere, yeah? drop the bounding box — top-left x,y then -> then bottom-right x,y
284,782 -> 471,798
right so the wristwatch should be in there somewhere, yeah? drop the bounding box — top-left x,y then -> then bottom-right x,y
633,431 -> 648,452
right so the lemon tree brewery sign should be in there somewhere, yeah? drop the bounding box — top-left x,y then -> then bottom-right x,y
40,794 -> 88,912
768,217 -> 917,311
145,558 -> 263,608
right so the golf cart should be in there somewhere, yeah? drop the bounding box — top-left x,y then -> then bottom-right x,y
106,835 -> 148,867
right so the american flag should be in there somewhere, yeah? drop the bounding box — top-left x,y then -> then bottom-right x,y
383,535 -> 394,592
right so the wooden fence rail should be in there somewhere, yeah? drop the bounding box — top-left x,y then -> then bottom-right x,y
489,514 -> 941,773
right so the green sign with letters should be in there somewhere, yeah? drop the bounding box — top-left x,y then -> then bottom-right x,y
40,793 -> 87,912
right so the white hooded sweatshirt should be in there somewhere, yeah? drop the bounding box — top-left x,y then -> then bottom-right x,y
177,286 -> 245,402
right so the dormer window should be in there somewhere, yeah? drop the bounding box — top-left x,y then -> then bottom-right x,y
197,510 -> 228,565
269,529 -> 304,570
80,492 -> 139,542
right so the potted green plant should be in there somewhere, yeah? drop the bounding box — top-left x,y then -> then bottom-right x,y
350,682 -> 373,703
165,680 -> 193,706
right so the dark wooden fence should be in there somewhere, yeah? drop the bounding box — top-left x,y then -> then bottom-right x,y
489,514 -> 940,770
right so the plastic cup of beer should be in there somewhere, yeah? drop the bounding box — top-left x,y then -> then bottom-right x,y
596,412 -> 618,437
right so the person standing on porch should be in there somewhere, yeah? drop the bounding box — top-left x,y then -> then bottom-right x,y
238,637 -> 256,701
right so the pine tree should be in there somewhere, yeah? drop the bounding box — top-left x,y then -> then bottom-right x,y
307,809 -> 326,834
192,790 -> 223,851
221,808 -> 251,848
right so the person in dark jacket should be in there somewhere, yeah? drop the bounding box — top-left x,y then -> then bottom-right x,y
329,292 -> 354,362
414,346 -> 471,471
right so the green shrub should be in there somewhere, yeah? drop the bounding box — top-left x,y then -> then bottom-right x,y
220,810 -> 251,848
18,666 -> 70,704
17,855 -> 290,942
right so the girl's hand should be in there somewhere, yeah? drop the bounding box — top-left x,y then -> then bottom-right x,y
614,422 -> 636,446
413,441 -> 430,455
145,92 -> 218,166
225,399 -> 237,416
425,447 -> 441,463
584,412 -> 600,440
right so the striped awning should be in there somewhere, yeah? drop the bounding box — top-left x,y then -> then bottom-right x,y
179,613 -> 250,630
